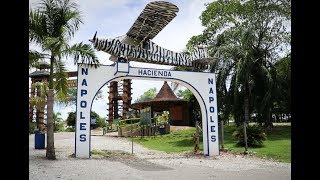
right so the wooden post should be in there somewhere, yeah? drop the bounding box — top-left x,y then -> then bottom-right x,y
131,118 -> 133,154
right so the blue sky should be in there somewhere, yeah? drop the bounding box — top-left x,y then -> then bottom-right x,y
29,0 -> 212,120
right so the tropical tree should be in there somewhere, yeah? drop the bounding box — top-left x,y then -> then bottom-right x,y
134,87 -> 157,103
176,89 -> 193,101
187,0 -> 291,152
29,0 -> 99,159
53,112 -> 64,132
29,82 -> 48,131
273,54 -> 291,122
66,111 -> 105,129
66,111 -> 76,127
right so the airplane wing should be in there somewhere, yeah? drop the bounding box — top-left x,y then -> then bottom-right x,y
109,1 -> 179,62
125,1 -> 179,45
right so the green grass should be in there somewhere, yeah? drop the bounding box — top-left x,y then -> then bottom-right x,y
222,123 -> 291,162
133,124 -> 291,162
133,128 -> 203,153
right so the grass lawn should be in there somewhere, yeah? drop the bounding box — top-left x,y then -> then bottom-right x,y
133,128 -> 203,153
222,123 -> 291,162
133,123 -> 291,162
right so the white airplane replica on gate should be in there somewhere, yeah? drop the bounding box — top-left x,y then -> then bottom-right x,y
90,1 -> 212,69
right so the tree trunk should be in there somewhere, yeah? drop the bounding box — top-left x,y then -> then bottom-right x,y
264,107 -> 273,129
243,83 -> 249,154
46,55 -> 56,160
220,119 -> 225,150
46,89 -> 55,159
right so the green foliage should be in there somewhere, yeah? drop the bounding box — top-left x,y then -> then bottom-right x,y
29,122 -> 37,134
29,82 -> 48,109
66,112 -> 76,127
134,127 -> 203,153
156,111 -> 169,124
134,87 -> 157,103
53,112 -> 65,132
232,125 -> 267,148
224,123 -> 291,162
91,111 -> 106,129
66,111 -> 106,129
91,149 -> 107,156
29,0 -> 100,96
186,0 -> 291,128
273,55 -> 291,117
54,122 -> 66,132
54,61 -> 69,104
176,89 -> 193,101
65,127 -> 75,132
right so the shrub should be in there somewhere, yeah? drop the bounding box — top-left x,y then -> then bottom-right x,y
65,127 -> 75,132
92,117 -> 107,129
232,125 -> 267,148
29,122 -> 37,134
54,122 -> 65,132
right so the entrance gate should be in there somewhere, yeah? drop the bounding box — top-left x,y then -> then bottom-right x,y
75,62 -> 219,158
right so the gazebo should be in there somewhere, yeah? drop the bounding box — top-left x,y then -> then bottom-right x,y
131,81 -> 189,126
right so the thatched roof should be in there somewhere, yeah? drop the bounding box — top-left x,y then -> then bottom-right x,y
29,70 -> 50,77
130,81 -> 187,111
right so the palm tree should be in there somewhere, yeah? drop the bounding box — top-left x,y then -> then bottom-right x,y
29,0 -> 99,159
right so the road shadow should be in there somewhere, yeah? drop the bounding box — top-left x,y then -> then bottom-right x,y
91,150 -> 173,171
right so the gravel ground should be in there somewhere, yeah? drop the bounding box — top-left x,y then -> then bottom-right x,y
29,131 -> 291,180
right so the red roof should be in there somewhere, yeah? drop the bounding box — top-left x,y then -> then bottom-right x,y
130,81 -> 186,111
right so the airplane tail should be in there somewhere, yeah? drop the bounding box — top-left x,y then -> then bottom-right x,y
89,31 -> 97,43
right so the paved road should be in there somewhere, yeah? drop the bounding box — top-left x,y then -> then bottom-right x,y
29,132 -> 291,180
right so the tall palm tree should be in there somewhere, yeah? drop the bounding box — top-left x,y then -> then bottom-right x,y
29,0 -> 99,159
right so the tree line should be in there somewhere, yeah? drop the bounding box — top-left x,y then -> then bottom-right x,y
184,0 -> 291,128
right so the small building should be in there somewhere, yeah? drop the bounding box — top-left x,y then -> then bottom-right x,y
131,81 -> 189,126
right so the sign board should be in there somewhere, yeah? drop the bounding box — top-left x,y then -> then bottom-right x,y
75,62 -> 219,158
67,79 -> 77,88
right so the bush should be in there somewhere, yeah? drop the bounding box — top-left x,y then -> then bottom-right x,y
54,122 -> 66,132
65,127 -> 75,132
92,117 -> 107,129
29,122 -> 37,134
232,125 -> 267,148
54,122 -> 65,132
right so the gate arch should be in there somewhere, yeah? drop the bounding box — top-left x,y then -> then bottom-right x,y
75,63 -> 219,158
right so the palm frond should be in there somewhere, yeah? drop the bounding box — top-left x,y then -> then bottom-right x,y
64,42 -> 100,67
30,82 -> 49,109
29,50 -> 49,68
29,10 -> 49,45
53,60 -> 69,104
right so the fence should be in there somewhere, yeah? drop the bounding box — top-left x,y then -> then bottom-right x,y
104,117 -> 170,137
